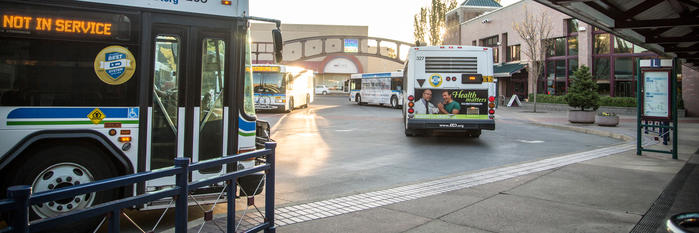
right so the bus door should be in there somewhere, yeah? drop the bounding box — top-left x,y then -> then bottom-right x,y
147,19 -> 232,187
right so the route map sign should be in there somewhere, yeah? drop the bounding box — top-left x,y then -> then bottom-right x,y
642,71 -> 670,119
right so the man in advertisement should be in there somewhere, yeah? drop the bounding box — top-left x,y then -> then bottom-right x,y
438,90 -> 461,114
413,89 -> 439,114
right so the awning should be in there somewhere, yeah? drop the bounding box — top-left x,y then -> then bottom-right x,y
534,0 -> 699,70
493,63 -> 525,77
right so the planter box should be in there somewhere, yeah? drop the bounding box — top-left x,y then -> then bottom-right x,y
568,110 -> 596,123
597,115 -> 619,127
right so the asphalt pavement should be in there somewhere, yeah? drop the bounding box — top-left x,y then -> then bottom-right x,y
189,100 -> 699,233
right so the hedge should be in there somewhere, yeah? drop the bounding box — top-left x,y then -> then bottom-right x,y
530,94 -> 637,107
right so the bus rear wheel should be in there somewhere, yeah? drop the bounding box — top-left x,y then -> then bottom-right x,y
467,130 -> 482,138
303,95 -> 310,108
286,98 -> 294,112
4,145 -> 119,233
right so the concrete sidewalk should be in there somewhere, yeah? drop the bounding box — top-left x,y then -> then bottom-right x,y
194,106 -> 699,233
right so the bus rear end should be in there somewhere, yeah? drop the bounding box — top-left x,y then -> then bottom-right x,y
403,46 -> 496,137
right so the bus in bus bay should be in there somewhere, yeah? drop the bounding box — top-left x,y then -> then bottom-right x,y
349,72 -> 403,108
403,46 -> 496,137
0,0 -> 281,230
252,64 -> 314,112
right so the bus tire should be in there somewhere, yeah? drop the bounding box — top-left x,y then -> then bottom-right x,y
390,96 -> 399,109
405,128 -> 416,137
356,94 -> 365,105
3,145 -> 119,233
286,98 -> 294,112
304,95 -> 310,108
468,130 -> 482,138
322,91 -> 327,95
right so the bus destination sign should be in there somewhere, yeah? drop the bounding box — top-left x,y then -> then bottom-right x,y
0,8 -> 130,40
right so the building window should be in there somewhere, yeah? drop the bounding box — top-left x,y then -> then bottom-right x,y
472,40 -> 476,46
592,27 -> 656,97
480,36 -> 499,63
567,19 -> 579,34
594,34 -> 610,54
568,37 -> 578,56
506,44 -> 520,62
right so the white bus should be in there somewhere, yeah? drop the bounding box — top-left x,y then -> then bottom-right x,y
252,65 -> 314,112
0,0 -> 281,230
403,46 -> 496,137
349,72 -> 404,108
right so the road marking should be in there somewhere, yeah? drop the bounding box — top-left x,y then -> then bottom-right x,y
517,140 -> 545,143
230,139 -> 657,229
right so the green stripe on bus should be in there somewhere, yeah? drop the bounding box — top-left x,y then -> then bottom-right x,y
7,120 -> 139,126
238,131 -> 256,137
414,114 -> 489,120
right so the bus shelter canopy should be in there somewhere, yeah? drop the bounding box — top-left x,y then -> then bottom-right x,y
535,0 -> 698,69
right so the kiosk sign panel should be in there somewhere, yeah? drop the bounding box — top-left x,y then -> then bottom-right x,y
642,71 -> 670,118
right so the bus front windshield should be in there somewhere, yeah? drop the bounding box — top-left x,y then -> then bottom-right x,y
253,72 -> 285,94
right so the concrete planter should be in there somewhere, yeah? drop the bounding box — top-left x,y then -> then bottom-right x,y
597,115 -> 619,127
568,110 -> 596,124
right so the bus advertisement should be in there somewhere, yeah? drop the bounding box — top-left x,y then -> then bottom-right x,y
252,65 -> 314,112
0,0 -> 281,229
349,72 -> 403,108
403,46 -> 496,137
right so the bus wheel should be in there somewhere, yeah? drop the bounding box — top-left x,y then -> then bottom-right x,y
4,145 -> 118,232
304,95 -> 310,108
468,130 -> 482,138
356,94 -> 364,105
286,98 -> 294,112
391,96 -> 399,109
322,91 -> 327,95
405,129 -> 416,137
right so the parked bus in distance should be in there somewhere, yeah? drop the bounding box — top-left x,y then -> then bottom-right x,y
403,46 -> 496,137
0,0 -> 281,230
349,72 -> 404,108
252,65 -> 314,112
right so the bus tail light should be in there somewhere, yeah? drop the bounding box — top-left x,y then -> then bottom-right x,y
408,102 -> 414,107
489,102 -> 495,108
408,108 -> 414,114
488,96 -> 495,102
489,109 -> 495,114
118,136 -> 131,142
221,0 -> 232,5
408,95 -> 414,101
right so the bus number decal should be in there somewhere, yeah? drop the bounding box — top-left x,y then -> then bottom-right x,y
416,56 -> 424,61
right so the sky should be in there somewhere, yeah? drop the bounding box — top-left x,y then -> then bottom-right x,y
249,0 -> 520,43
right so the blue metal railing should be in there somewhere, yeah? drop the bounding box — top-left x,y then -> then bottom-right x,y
0,142 -> 277,233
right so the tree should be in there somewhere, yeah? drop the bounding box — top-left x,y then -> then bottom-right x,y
414,0 -> 458,45
413,8 -> 427,45
512,5 -> 552,112
565,65 -> 600,111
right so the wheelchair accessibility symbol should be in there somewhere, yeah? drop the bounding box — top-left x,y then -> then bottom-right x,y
128,108 -> 139,119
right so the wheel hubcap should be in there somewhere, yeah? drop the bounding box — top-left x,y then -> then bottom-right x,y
31,162 -> 96,218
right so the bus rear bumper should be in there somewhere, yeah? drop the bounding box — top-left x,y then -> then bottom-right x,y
407,119 -> 495,131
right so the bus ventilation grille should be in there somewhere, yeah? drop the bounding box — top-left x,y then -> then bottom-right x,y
425,57 -> 478,74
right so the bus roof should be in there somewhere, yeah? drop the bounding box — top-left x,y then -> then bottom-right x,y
76,0 -> 248,18
350,72 -> 403,79
250,64 -> 308,74
414,45 -> 490,51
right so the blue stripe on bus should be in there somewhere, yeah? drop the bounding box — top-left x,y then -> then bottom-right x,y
8,108 -> 138,119
238,117 -> 256,132
361,73 -> 392,78
254,93 -> 286,97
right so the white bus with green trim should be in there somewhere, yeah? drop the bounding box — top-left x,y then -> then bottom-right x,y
349,72 -> 404,108
0,0 -> 281,230
403,46 -> 496,137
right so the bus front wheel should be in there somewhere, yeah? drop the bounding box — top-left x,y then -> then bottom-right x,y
4,144 -> 119,232
391,96 -> 399,109
286,98 -> 294,112
356,94 -> 365,105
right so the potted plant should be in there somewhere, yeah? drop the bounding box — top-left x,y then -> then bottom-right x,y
564,65 -> 599,123
597,112 -> 619,126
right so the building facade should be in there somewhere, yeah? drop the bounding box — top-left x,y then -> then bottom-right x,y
250,23 -> 404,92
446,0 -> 697,116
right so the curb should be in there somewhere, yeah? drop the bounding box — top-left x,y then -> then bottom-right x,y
527,121 -> 634,142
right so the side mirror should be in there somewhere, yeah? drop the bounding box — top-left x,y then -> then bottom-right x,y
272,29 -> 283,63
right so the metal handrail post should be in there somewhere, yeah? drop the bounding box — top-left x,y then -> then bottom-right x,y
226,179 -> 236,233
109,209 -> 120,232
264,142 -> 277,233
7,185 -> 31,233
174,158 -> 190,233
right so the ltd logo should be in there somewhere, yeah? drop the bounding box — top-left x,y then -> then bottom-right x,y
429,74 -> 442,87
